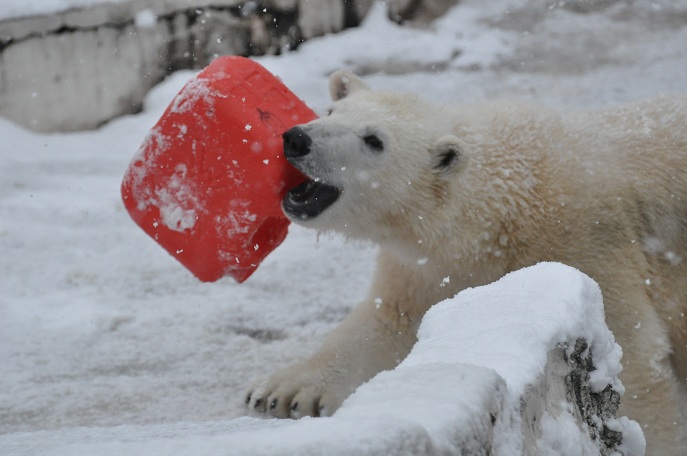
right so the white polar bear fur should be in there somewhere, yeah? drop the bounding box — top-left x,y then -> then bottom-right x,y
247,70 -> 687,455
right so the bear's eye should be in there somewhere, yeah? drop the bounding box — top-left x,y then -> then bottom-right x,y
364,134 -> 384,152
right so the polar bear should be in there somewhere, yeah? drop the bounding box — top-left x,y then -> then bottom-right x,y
245,70 -> 687,454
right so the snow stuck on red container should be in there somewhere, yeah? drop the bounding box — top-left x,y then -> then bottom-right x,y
121,56 -> 317,282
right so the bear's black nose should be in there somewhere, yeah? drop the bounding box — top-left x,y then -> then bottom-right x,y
283,126 -> 312,159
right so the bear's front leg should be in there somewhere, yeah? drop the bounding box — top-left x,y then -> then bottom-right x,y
244,297 -> 418,419
245,250 -> 453,419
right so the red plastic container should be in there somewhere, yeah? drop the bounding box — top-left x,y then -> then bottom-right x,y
121,56 -> 317,283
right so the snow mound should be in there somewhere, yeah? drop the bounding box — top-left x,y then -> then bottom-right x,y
0,263 -> 644,456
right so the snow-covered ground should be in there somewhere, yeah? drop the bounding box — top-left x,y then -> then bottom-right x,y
0,263 -> 645,455
2,0 -> 687,454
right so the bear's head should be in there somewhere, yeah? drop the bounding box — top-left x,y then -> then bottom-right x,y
281,70 -> 469,245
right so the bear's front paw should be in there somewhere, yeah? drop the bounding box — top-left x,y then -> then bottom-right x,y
244,363 -> 348,419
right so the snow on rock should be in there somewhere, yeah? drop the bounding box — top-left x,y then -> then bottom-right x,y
0,263 -> 644,455
343,262 -> 644,455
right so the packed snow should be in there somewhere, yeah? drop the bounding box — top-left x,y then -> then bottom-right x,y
2,0 -> 687,454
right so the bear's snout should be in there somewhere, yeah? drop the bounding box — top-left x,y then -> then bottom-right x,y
283,127 -> 312,159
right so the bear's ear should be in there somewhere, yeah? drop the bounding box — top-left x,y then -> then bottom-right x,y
430,135 -> 465,176
329,70 -> 369,101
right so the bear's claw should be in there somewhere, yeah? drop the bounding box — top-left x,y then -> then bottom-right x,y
245,373 -> 341,419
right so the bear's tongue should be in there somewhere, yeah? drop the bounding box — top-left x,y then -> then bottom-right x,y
283,180 -> 340,220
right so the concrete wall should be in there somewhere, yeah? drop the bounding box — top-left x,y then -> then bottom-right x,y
0,0 -> 373,132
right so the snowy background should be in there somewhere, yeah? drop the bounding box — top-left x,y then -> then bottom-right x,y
2,0 -> 687,453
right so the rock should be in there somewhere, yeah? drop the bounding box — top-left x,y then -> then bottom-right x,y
521,339 -> 625,455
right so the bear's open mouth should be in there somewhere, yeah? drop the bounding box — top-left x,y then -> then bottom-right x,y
283,180 -> 341,220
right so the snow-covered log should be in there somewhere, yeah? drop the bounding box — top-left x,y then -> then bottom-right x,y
0,263 -> 645,455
